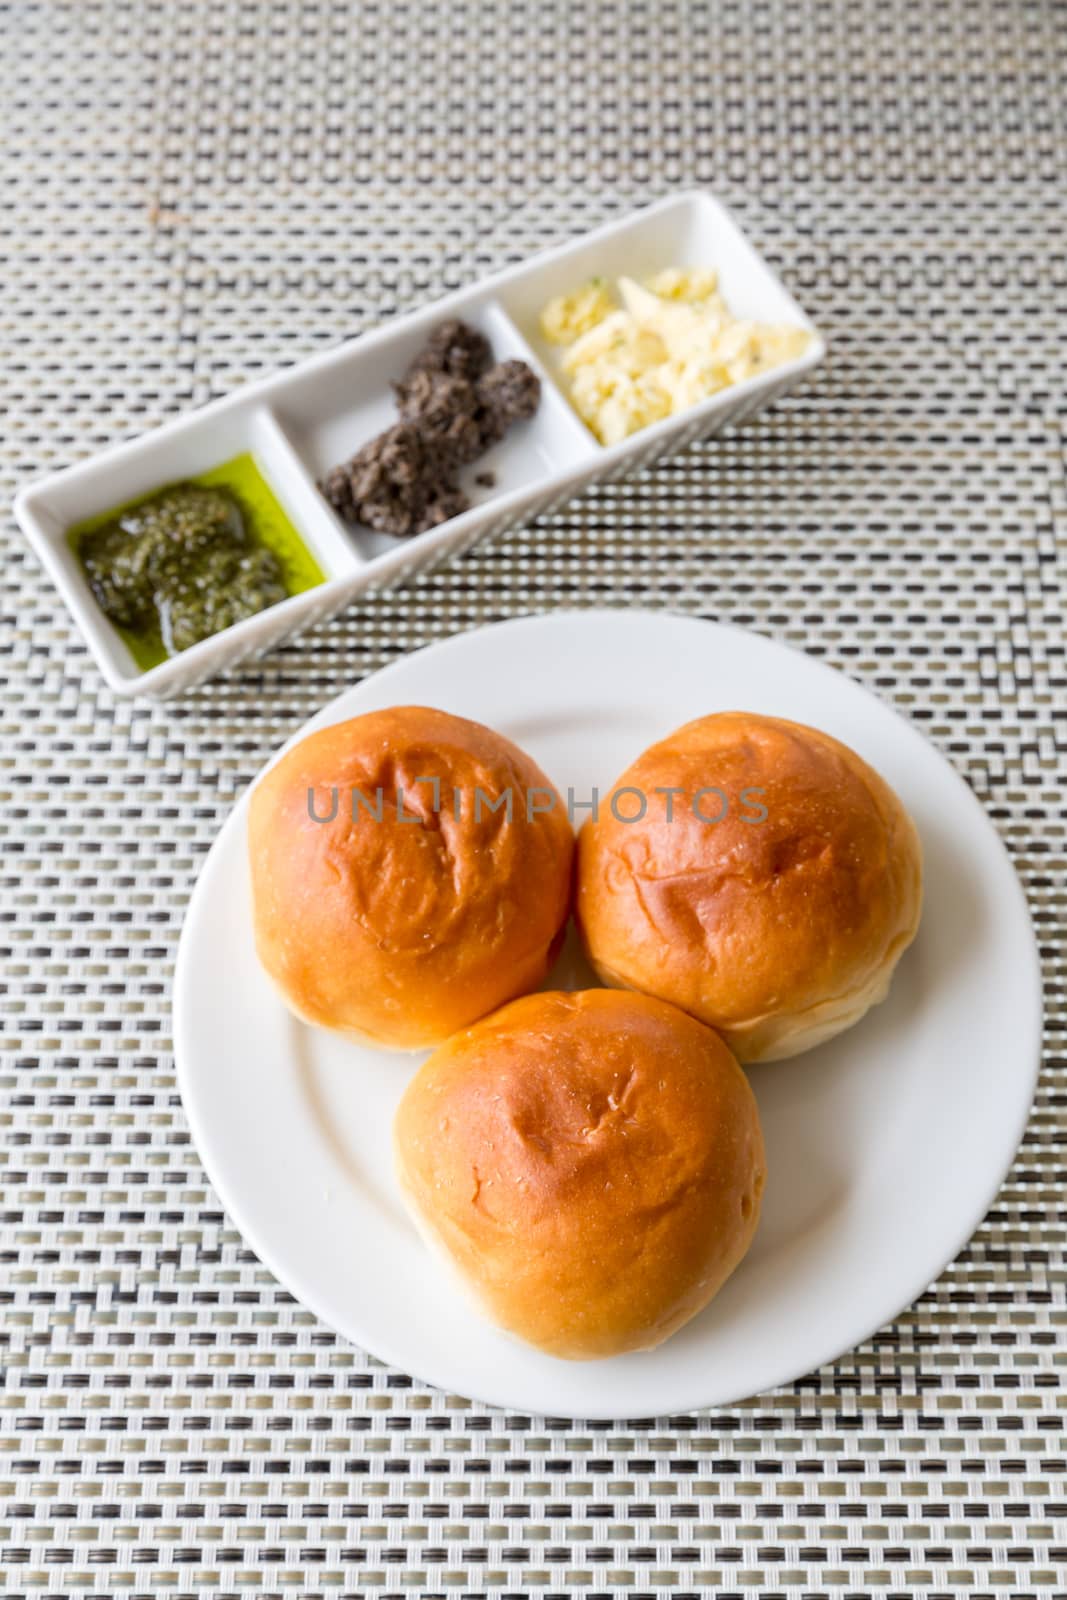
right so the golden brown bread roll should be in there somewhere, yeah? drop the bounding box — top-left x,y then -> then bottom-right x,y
394,989 -> 765,1359
576,713 -> 922,1062
249,706 -> 574,1049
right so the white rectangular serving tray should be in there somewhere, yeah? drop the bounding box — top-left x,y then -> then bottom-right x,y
14,192 -> 825,698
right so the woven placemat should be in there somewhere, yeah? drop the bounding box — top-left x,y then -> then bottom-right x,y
1,1 -> 1064,1595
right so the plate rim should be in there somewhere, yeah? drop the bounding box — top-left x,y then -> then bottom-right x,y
173,608 -> 1043,1418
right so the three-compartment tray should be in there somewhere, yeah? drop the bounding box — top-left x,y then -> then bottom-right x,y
14,192 -> 825,698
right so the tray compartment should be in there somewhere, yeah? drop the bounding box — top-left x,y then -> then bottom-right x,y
494,193 -> 823,464
14,401 -> 358,693
271,300 -> 598,564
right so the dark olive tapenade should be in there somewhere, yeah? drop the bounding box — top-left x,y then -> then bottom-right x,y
320,319 -> 541,539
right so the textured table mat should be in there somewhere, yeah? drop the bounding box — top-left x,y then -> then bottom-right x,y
1,1 -> 1064,1595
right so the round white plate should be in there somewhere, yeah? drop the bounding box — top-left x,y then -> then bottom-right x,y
174,611 -> 1042,1418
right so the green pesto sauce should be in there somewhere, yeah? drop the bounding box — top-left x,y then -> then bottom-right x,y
68,452 -> 325,672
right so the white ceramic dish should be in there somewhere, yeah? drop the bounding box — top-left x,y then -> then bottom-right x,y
173,611 -> 1042,1419
15,193 -> 823,698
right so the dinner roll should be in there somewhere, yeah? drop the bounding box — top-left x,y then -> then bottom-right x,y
576,713 -> 922,1062
249,706 -> 574,1049
394,989 -> 765,1359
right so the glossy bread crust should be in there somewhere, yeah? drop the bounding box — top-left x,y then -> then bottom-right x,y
249,705 -> 574,1050
576,713 -> 923,1061
394,989 -> 766,1359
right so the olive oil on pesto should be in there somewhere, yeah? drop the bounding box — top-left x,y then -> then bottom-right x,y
69,453 -> 325,672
